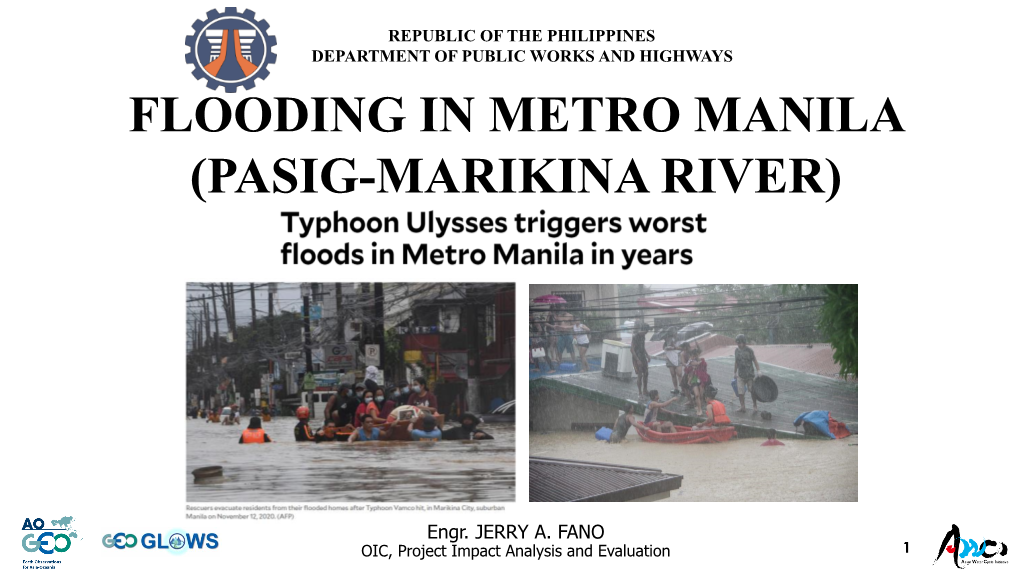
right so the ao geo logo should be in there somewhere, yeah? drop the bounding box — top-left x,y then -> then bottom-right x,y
22,517 -> 76,554
102,530 -> 219,553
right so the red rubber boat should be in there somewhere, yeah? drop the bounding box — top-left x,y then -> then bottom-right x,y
633,422 -> 737,444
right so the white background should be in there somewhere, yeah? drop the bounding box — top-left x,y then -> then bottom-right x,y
5,1 -> 1018,571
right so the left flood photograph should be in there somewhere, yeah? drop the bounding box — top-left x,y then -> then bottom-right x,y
185,282 -> 517,502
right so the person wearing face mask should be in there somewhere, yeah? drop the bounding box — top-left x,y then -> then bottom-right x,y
363,365 -> 381,394
395,380 -> 411,406
354,389 -> 387,427
380,386 -> 398,418
324,383 -> 354,425
407,376 -> 438,414
442,413 -> 493,440
327,409 -> 355,434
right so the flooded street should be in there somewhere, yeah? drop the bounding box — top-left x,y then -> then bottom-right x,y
188,417 -> 515,502
530,431 -> 857,502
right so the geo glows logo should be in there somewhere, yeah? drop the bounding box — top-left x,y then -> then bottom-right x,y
185,8 -> 277,92
21,516 -> 78,554
102,529 -> 219,555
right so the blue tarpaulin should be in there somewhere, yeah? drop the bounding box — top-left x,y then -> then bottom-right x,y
794,410 -> 837,439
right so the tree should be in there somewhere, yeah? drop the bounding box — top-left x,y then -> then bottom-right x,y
814,284 -> 858,379
384,327 -> 403,382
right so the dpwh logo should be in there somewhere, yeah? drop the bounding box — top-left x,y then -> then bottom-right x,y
185,8 -> 277,92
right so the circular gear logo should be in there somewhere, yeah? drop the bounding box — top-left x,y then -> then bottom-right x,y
185,8 -> 277,92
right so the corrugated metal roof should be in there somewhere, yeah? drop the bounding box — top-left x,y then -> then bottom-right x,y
530,457 -> 683,502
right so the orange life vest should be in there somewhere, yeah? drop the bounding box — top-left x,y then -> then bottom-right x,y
242,428 -> 266,443
708,400 -> 730,425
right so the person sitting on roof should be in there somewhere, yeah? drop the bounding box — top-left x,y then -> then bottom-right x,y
410,414 -> 443,442
693,387 -> 730,430
239,416 -> 271,443
643,389 -> 679,433
761,428 -> 785,446
442,413 -> 493,440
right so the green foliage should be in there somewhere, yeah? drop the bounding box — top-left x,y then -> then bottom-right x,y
815,284 -> 858,379
187,311 -> 305,396
384,328 -> 402,380
686,284 -> 826,345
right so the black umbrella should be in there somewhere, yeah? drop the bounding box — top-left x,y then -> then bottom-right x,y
676,322 -> 713,344
650,325 -> 676,342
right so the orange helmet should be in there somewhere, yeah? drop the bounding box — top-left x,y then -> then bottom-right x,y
296,406 -> 310,419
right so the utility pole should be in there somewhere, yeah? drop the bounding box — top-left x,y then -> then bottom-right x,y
250,283 -> 257,331
220,283 -> 234,341
195,305 -> 204,351
194,311 -> 201,353
203,299 -> 211,352
267,281 -> 275,322
302,293 -> 315,417
373,282 -> 385,377
209,283 -> 220,363
335,282 -> 344,342
465,300 -> 482,414
188,299 -> 197,352
226,282 -> 237,340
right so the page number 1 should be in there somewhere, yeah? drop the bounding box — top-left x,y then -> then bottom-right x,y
904,542 -> 908,553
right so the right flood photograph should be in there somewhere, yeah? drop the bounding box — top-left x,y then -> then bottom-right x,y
528,284 -> 858,502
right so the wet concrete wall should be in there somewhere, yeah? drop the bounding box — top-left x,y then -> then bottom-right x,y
529,386 -> 620,431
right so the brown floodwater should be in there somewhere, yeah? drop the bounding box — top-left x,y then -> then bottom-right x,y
187,417 -> 515,502
530,431 -> 857,502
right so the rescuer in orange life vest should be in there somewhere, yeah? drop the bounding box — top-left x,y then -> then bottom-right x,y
240,416 -> 272,444
693,387 -> 731,431
294,406 -> 314,442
